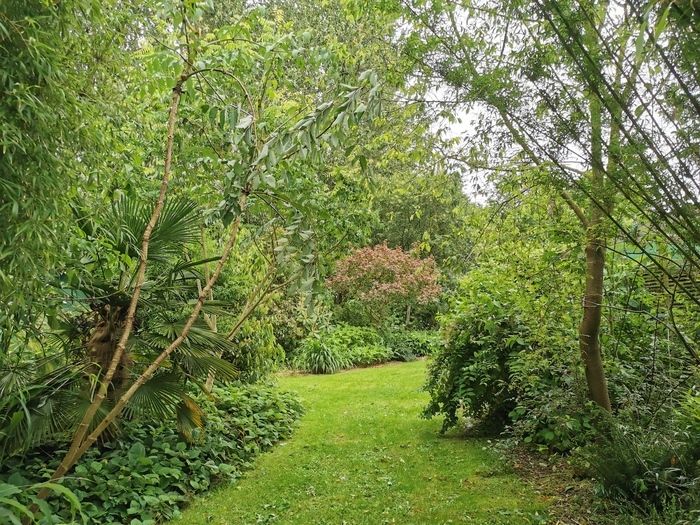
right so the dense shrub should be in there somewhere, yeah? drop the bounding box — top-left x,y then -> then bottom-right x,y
385,329 -> 440,361
269,295 -> 334,364
225,317 -> 285,382
423,264 -> 595,449
423,291 -> 528,432
1,383 -> 303,524
332,298 -> 375,328
508,348 -> 599,452
427,249 -> 699,519
326,244 -> 441,327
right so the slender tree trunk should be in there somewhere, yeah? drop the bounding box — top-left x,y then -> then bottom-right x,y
581,69 -> 612,411
448,0 -> 616,410
580,229 -> 611,410
201,227 -> 219,394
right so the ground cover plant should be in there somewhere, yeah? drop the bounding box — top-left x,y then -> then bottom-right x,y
293,325 -> 392,373
0,383 -> 303,524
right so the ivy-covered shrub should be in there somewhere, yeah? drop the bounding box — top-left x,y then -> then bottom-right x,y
385,329 -> 440,361
0,383 -> 303,524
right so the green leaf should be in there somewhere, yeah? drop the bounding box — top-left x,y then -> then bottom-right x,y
358,155 -> 368,173
654,5 -> 671,40
128,442 -> 147,462
634,24 -> 647,65
256,143 -> 269,164
0,500 -> 28,525
36,481 -> 81,507
263,173 -> 276,188
236,115 -> 253,129
0,484 -> 21,498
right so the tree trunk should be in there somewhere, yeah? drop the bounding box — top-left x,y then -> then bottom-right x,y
579,233 -> 611,411
581,16 -> 612,411
201,227 -> 218,394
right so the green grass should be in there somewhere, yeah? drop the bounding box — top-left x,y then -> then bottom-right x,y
174,360 -> 548,524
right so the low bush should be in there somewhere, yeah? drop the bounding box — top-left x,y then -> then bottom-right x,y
593,498 -> 700,525
295,325 -> 394,373
294,337 -> 350,374
0,383 -> 303,524
385,329 -> 440,361
509,393 -> 599,453
295,325 -> 441,373
325,324 -> 384,350
508,343 -> 599,452
346,344 -> 393,367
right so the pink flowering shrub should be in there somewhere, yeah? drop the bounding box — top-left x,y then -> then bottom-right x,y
326,244 -> 441,325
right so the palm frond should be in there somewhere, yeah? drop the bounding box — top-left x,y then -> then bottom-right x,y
0,363 -> 33,398
139,316 -> 237,356
150,199 -> 201,260
108,197 -> 146,258
60,386 -> 118,441
108,197 -> 201,262
182,325 -> 237,355
123,371 -> 186,421
0,362 -> 110,460
176,395 -> 206,442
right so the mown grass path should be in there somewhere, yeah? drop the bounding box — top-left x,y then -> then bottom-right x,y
175,360 -> 547,524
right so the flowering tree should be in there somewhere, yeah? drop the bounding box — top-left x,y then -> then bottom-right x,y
326,244 -> 441,326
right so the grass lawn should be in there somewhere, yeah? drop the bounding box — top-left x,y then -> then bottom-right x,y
174,360 -> 549,524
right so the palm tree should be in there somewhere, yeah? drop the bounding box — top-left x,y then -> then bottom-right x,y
0,196 -> 238,461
